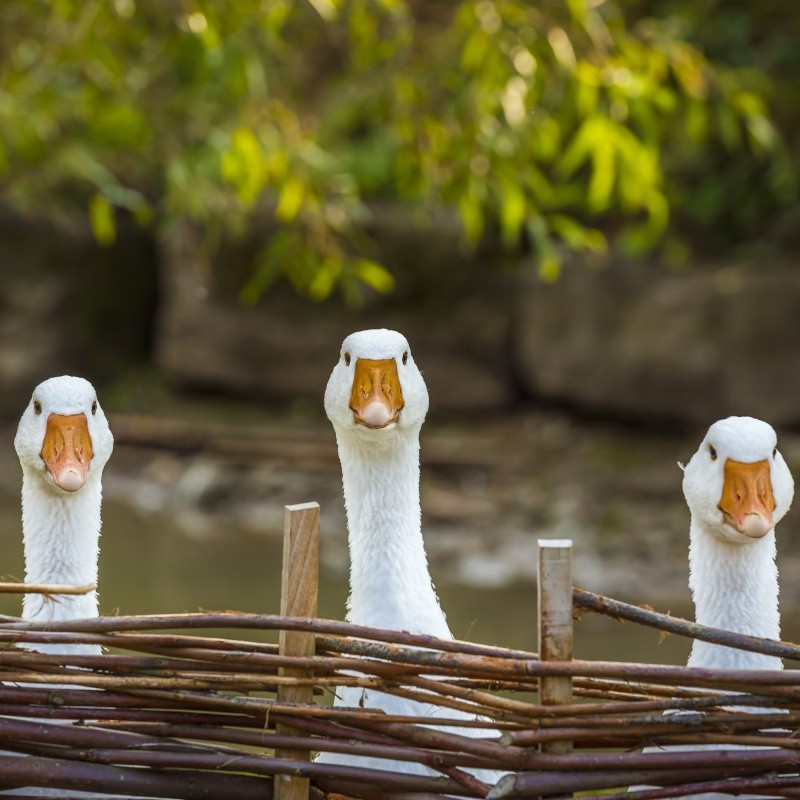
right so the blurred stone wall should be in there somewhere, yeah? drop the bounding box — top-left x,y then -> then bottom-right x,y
3,206 -> 800,427
0,210 -> 157,416
154,213 -> 516,413
155,218 -> 800,427
513,258 -> 800,426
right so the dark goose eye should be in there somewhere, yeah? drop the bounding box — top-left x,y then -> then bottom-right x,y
402,351 -> 408,365
92,400 -> 97,415
344,352 -> 351,366
709,445 -> 717,461
33,401 -> 42,416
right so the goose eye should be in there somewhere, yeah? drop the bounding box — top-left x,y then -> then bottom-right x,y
402,351 -> 408,365
91,400 -> 97,415
709,445 -> 718,461
344,352 -> 351,367
33,400 -> 42,416
774,447 -> 778,458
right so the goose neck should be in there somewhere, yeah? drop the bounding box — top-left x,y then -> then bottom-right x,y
20,470 -> 102,624
336,429 -> 449,637
687,517 -> 781,669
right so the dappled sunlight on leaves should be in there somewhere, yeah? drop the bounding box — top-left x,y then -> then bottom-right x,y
0,0 -> 790,297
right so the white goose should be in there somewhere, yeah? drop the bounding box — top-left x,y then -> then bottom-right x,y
318,329 -> 503,783
638,417 -> 794,800
14,376 -> 114,655
1,377 -> 114,798
683,416 -> 793,670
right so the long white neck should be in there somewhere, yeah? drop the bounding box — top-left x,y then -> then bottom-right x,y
20,470 -> 102,655
336,429 -> 451,639
687,518 -> 781,670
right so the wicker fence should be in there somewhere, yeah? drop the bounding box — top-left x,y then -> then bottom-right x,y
0,502 -> 797,799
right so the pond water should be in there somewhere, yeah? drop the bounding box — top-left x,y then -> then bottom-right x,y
3,403 -> 800,670
0,487 -> 694,666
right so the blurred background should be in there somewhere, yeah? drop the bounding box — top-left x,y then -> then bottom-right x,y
0,0 -> 798,663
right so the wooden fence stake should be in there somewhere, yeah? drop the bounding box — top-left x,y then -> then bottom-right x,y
275,502 -> 320,800
538,539 -> 573,755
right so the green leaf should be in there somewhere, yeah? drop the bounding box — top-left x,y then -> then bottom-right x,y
461,29 -> 488,72
549,214 -> 607,252
354,258 -> 395,293
307,0 -> 339,21
588,137 -> 616,212
276,178 -> 305,222
500,182 -> 527,248
308,257 -> 342,301
538,250 -> 561,283
222,128 -> 267,207
556,117 -> 602,179
458,195 -> 484,244
88,194 -> 116,247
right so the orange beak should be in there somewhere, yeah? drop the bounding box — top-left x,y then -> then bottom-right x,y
40,413 -> 94,492
718,458 -> 775,538
349,358 -> 405,429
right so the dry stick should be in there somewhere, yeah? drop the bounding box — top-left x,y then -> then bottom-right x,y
320,633 -> 800,688
3,648 -> 787,726
276,502 -> 320,800
506,748 -> 800,773
538,540 -> 574,757
0,703 -> 264,728
1,730 -> 492,799
5,598 -> 800,794
0,648 -> 262,673
0,714 -> 226,754
376,681 -> 528,725
401,674 -> 549,718
95,721 -> 501,771
5,654 -> 797,717
11,609 -> 800,690
0,628 -> 280,655
0,754 -> 267,799
602,774 -> 800,800
574,586 -> 800,662
0,611 -> 540,661
86,684 -> 504,728
0,628 -> 533,684
0,582 -> 95,595
6,744 -> 473,795
490,747 -> 800,798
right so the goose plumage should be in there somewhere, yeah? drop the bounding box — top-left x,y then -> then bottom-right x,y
14,375 -> 114,654
683,416 -> 793,671
318,329 -> 502,784
638,416 -> 794,800
1,377 -> 114,798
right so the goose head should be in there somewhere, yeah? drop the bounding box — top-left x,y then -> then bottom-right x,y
324,329 -> 429,444
683,416 -> 794,544
14,376 -> 114,494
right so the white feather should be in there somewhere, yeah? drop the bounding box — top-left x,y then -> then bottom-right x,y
1,377 -> 114,798
318,329 -> 504,786
641,416 -> 794,800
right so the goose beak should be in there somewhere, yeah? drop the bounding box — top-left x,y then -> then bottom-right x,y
349,358 -> 405,429
40,413 -> 94,492
718,458 -> 775,538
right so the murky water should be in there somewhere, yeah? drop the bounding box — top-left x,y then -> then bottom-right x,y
0,487 -> 694,666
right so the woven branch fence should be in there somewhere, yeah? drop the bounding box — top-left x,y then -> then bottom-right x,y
0,503 -> 797,799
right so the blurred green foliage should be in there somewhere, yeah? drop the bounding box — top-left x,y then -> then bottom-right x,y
0,0 -> 791,299
628,0 -> 799,254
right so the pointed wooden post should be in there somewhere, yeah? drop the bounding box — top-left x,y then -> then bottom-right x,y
275,502 -> 320,800
538,539 -> 573,755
